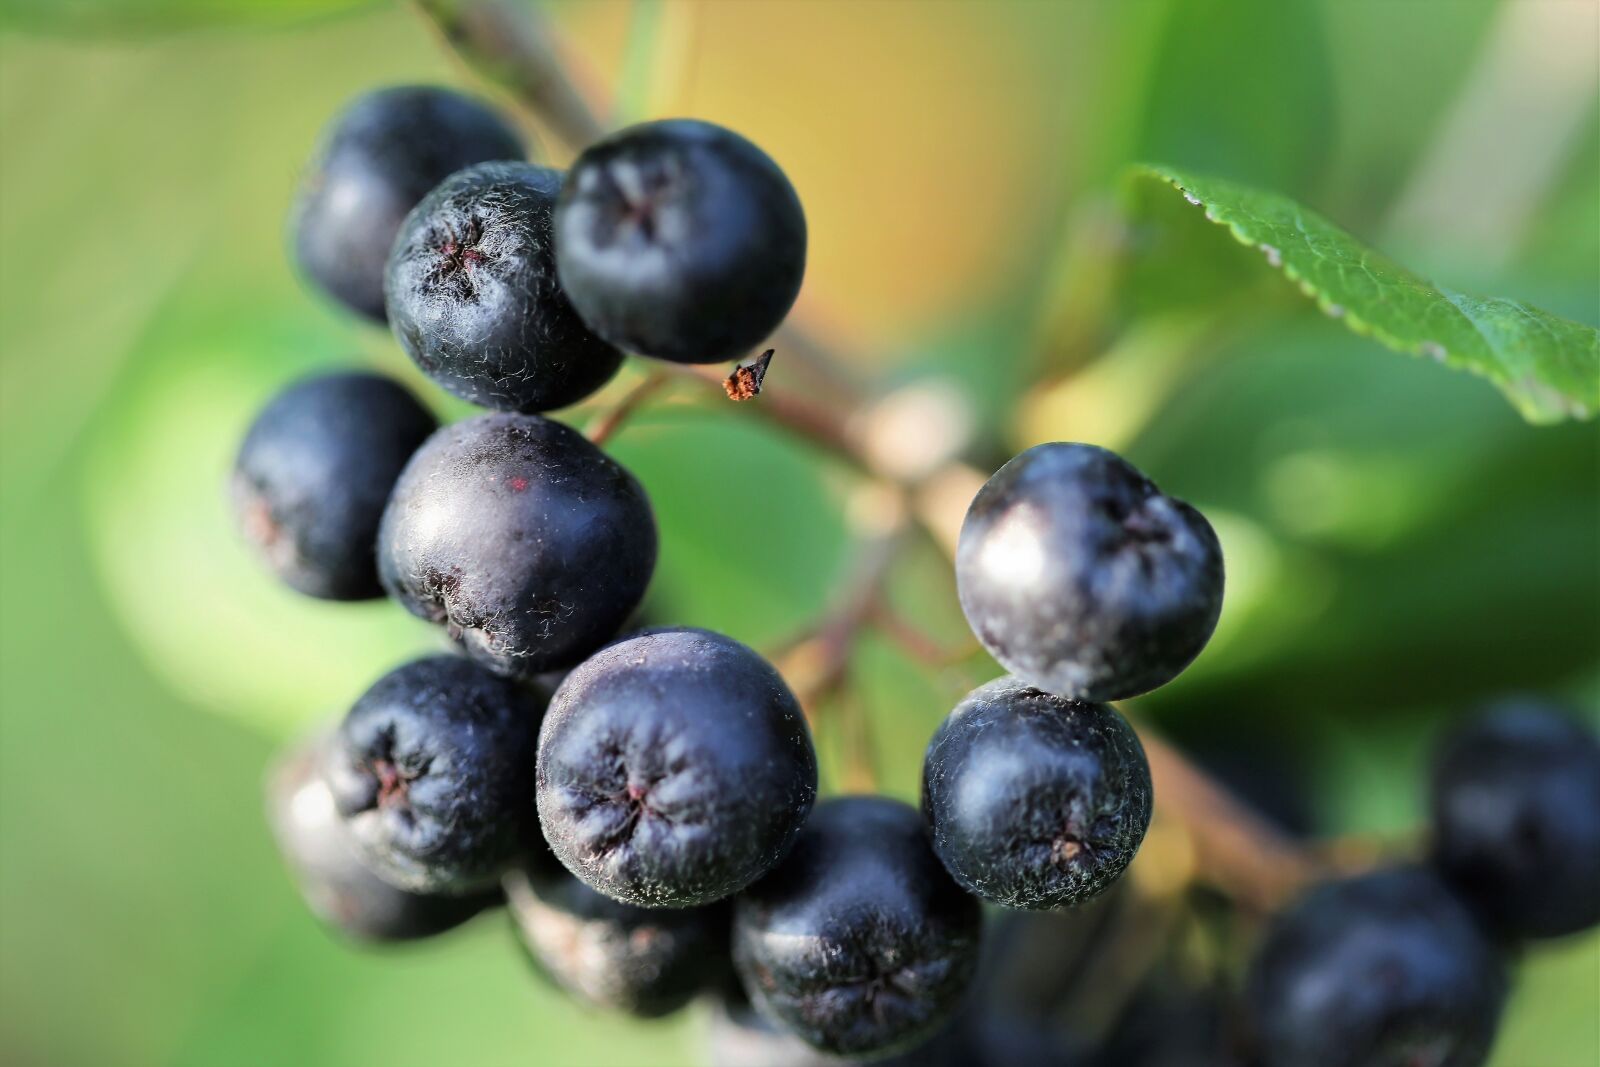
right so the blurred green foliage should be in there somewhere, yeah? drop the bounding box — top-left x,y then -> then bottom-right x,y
0,0 -> 379,35
1,2 -> 1595,1065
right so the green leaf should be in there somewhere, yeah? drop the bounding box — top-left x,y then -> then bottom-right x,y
1128,164 -> 1600,424
80,289 -> 441,741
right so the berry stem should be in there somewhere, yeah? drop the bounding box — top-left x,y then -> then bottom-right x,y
839,690 -> 881,793
586,371 -> 673,447
657,362 -> 865,466
613,0 -> 705,126
870,604 -> 982,668
1059,885 -> 1186,1044
612,0 -> 668,127
410,0 -> 608,151
775,527 -> 903,715
1135,726 -> 1322,911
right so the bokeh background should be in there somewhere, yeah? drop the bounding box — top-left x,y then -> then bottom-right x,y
1,1 -> 1596,1065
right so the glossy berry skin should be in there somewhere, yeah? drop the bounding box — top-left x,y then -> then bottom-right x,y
324,656 -> 546,895
378,413 -> 657,677
232,371 -> 436,600
537,628 -> 816,908
293,86 -> 525,322
732,796 -> 982,1059
505,846 -> 729,1017
1246,867 -> 1507,1067
922,676 -> 1151,910
385,162 -> 623,412
554,119 -> 806,364
1430,699 -> 1600,940
956,443 -> 1223,702
267,735 -> 494,942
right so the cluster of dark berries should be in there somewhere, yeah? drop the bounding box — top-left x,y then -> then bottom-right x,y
237,84 -> 1598,1067
1245,697 -> 1600,1067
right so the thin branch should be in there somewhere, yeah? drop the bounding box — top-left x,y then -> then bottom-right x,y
871,604 -> 981,668
1136,726 -> 1323,911
660,363 -> 983,558
775,530 -> 902,713
1059,886 -> 1185,1043
611,0 -> 667,128
411,0 -> 606,151
586,372 -> 672,447
770,317 -> 864,406
838,689 -> 881,793
1315,830 -> 1409,875
656,362 -> 864,467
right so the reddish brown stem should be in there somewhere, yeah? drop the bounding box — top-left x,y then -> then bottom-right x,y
586,372 -> 672,447
775,532 -> 901,711
871,605 -> 981,668
1136,726 -> 1324,911
658,362 -> 862,466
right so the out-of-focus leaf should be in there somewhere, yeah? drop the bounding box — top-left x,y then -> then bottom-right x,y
0,0 -> 379,36
1316,0 -> 1502,229
608,406 -> 850,647
1020,315 -> 1217,452
1517,116 -> 1600,316
1491,930 -> 1600,1067
1131,164 -> 1600,423
1115,173 -> 1279,325
1130,317 -> 1599,724
81,294 -> 440,741
1130,0 -> 1332,193
1033,0 -> 1332,372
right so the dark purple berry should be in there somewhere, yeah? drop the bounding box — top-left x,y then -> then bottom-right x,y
554,119 -> 806,364
293,86 -> 525,321
266,734 -> 495,941
378,413 -> 657,677
232,371 -> 436,600
1245,867 -> 1507,1067
385,162 -> 623,412
732,795 -> 982,1059
324,655 -> 545,894
706,983 -> 985,1067
505,845 -> 730,1017
536,628 -> 817,907
1430,698 -> 1600,940
957,443 -> 1223,702
922,676 -> 1152,910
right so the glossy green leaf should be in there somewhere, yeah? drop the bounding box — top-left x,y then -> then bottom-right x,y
1129,164 -> 1600,424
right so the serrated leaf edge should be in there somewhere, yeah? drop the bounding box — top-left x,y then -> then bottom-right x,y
1131,164 -> 1598,424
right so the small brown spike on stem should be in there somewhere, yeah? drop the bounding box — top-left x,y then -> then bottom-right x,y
724,349 -> 775,401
